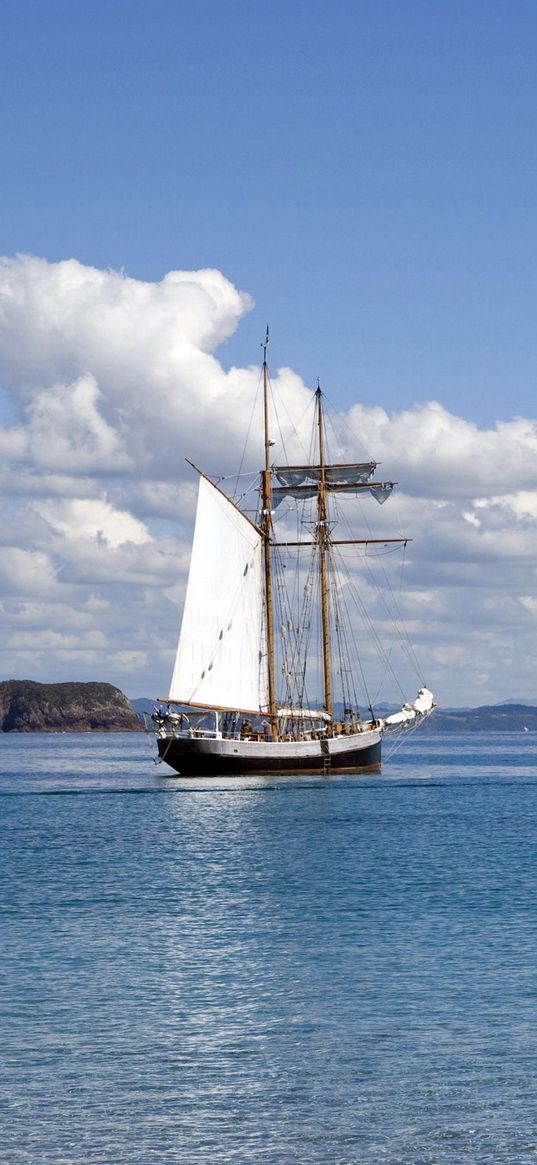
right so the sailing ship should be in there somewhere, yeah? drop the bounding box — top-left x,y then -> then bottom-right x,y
153,332 -> 434,776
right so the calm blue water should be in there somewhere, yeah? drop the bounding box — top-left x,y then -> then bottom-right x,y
2,732 -> 537,1163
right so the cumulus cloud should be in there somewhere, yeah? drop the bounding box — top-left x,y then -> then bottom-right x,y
343,401 -> 537,498
24,376 -> 131,473
32,498 -> 151,548
1,253 -> 537,705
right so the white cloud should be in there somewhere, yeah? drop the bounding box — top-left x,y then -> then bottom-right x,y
0,548 -> 59,596
344,401 -> 537,497
25,376 -> 131,473
1,253 -> 537,705
32,498 -> 151,548
0,255 -> 257,480
113,651 -> 149,672
7,628 -> 108,650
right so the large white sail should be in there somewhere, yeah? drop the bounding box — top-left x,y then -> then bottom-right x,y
169,475 -> 269,712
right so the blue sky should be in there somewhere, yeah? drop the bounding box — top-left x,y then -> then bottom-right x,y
2,0 -> 537,706
3,0 -> 537,421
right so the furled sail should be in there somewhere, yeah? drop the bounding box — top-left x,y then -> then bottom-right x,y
169,476 -> 269,712
382,688 -> 435,727
272,461 -> 394,507
274,463 -> 376,489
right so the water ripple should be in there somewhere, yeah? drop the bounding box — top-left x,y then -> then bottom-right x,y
2,732 -> 537,1162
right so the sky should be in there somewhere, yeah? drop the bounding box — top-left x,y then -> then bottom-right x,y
2,0 -> 537,707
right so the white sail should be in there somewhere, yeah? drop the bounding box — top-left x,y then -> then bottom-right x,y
169,476 -> 269,712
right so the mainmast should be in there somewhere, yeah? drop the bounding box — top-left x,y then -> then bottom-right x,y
261,327 -> 278,739
316,383 -> 333,722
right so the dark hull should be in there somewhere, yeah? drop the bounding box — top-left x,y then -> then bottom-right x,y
156,731 -> 382,777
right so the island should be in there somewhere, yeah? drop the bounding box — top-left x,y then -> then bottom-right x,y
0,680 -> 142,732
418,702 -> 537,732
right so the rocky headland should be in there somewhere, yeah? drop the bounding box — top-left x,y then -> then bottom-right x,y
0,680 -> 142,732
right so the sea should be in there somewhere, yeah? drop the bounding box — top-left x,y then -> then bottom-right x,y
2,732 -> 537,1165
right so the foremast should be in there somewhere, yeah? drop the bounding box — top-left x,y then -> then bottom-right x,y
261,327 -> 279,740
315,383 -> 333,722
260,338 -> 335,738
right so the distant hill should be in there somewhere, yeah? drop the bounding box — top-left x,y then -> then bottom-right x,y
131,697 -> 155,720
0,681 -> 142,732
132,697 -> 537,732
419,703 -> 537,733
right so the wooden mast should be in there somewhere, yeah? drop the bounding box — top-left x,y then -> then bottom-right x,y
261,327 -> 278,740
316,383 -> 333,724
